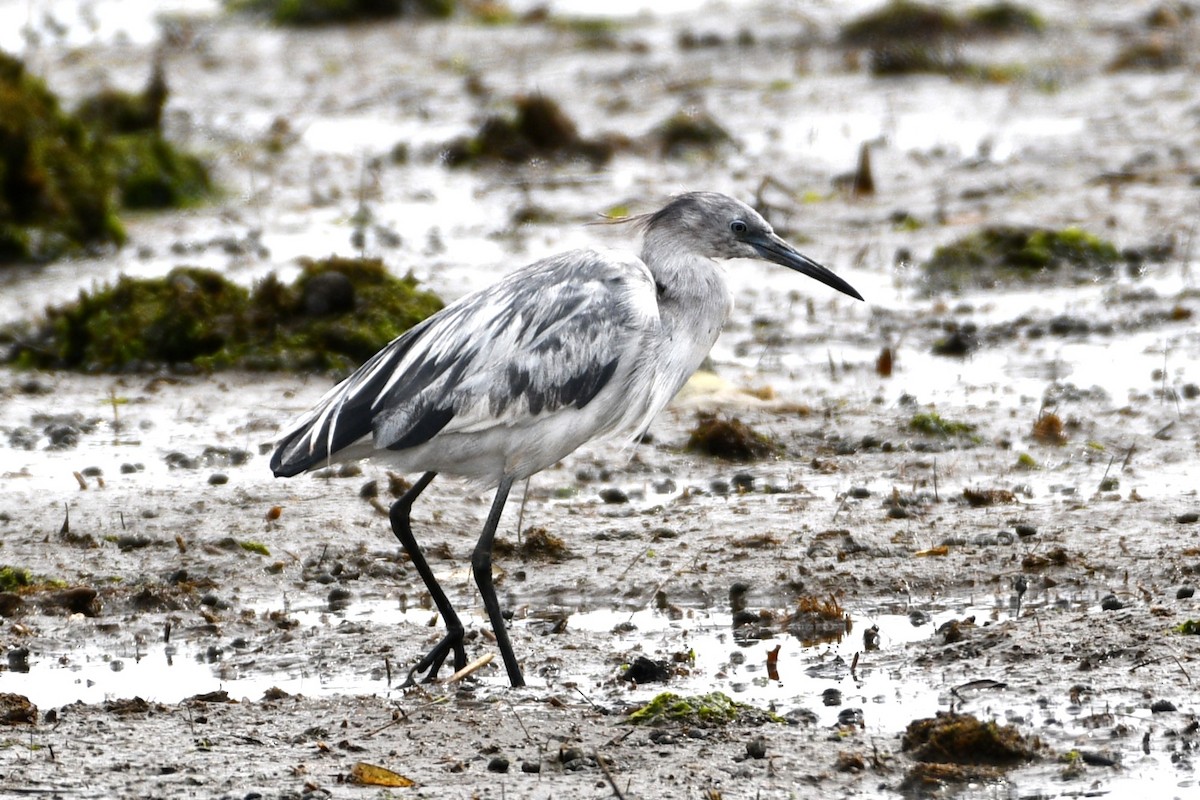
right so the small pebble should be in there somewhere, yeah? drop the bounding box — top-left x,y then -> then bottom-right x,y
520,760 -> 540,774
1014,524 -> 1037,537
1151,699 -> 1176,713
599,487 -> 628,504
487,756 -> 509,773
1100,595 -> 1126,611
1176,512 -> 1199,524
1177,586 -> 1195,599
208,473 -> 229,485
746,736 -> 767,759
328,587 -> 352,611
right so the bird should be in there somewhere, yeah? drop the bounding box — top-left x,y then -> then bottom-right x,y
271,191 -> 863,687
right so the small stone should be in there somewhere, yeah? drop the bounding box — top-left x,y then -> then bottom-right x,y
208,473 -> 228,485
1176,512 -> 1199,524
1014,524 -> 1037,537
599,487 -> 628,504
327,587 -> 352,611
559,746 -> 585,764
1100,595 -> 1126,611
487,756 -> 509,773
732,472 -> 755,492
1177,586 -> 1195,599
849,486 -> 871,499
1151,699 -> 1177,713
520,760 -> 540,773
652,478 -> 677,494
746,736 -> 768,759
822,688 -> 843,706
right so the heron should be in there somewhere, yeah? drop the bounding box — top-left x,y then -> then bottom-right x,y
271,191 -> 862,687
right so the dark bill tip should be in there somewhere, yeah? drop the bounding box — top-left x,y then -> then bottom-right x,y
752,234 -> 864,301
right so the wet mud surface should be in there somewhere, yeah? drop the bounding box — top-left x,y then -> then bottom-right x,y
2,1 -> 1200,798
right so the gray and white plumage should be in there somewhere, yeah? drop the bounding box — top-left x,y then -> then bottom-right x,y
271,191 -> 861,687
271,192 -> 860,485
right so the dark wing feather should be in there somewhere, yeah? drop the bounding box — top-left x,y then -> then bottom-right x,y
271,249 -> 657,477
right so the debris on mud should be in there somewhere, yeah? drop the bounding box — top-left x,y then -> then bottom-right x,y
442,94 -> 619,167
1031,411 -> 1068,445
494,527 -> 571,561
0,693 -> 37,725
621,655 -> 673,684
961,487 -> 1017,507
922,225 -> 1123,292
1108,35 -> 1187,72
784,595 -> 851,643
627,691 -> 782,727
4,256 -> 443,372
685,413 -> 781,461
902,711 -> 1041,770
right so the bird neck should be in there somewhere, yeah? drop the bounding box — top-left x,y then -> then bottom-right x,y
640,241 -> 733,329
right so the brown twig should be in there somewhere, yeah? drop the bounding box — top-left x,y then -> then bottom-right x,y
446,653 -> 493,683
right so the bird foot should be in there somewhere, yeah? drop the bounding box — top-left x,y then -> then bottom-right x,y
400,632 -> 467,686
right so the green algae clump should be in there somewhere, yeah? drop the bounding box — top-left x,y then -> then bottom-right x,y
77,61 -> 212,210
0,52 -> 125,263
7,256 -> 443,373
442,94 -> 617,168
908,412 -> 978,438
228,0 -> 454,25
923,225 -> 1122,292
628,692 -> 782,727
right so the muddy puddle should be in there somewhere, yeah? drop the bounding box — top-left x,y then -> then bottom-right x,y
3,0 -> 1200,797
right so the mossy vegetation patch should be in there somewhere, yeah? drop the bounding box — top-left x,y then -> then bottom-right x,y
922,225 -> 1122,292
840,1 -> 1044,77
0,53 -> 212,264
442,94 -> 618,168
902,712 -> 1041,766
0,52 -> 126,262
4,256 -> 443,373
685,413 -> 782,461
627,692 -> 783,727
227,0 -> 454,25
908,412 -> 979,439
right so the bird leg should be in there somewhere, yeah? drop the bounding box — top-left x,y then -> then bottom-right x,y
472,476 -> 525,687
388,471 -> 467,685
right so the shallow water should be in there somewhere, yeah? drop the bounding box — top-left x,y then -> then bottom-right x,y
2,1 -> 1199,797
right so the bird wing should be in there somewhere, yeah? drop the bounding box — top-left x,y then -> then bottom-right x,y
270,249 -> 659,477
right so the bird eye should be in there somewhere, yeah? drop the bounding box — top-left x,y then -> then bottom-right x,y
730,220 -> 748,235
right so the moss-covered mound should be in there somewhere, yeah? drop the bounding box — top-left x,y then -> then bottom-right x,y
77,61 -> 212,210
0,53 -> 212,264
228,0 -> 454,26
5,256 -> 443,372
840,1 -> 1043,76
0,52 -> 126,263
628,692 -> 782,727
685,413 -> 781,461
902,712 -> 1041,765
922,225 -> 1122,292
442,95 -> 617,168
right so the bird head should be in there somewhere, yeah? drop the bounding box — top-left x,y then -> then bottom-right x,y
638,192 -> 863,301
